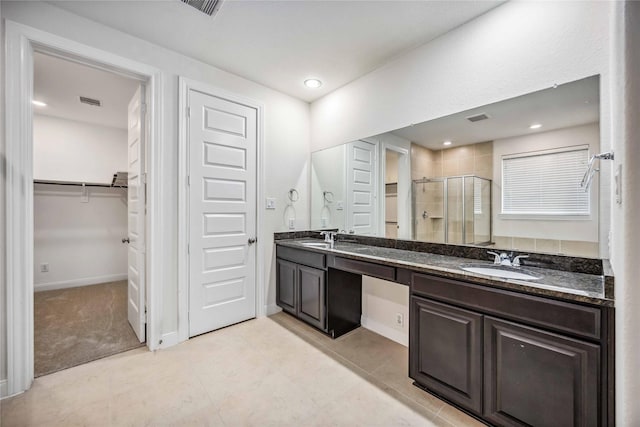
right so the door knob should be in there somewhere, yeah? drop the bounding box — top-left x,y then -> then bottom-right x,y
248,237 -> 257,245
122,238 -> 130,244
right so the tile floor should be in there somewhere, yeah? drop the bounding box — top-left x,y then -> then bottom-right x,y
0,313 -> 484,426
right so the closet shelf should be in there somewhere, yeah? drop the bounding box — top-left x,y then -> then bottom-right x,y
34,179 -> 113,188
34,172 -> 129,189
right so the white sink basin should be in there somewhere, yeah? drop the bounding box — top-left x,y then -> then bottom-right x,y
301,242 -> 330,249
460,264 -> 541,280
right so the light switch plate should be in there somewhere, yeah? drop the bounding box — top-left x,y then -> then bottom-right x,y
265,198 -> 276,209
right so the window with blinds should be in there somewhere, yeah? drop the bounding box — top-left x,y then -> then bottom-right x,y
502,146 -> 590,216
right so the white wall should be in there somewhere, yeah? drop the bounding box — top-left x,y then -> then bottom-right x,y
611,2 -> 640,425
1,0 -> 310,385
311,1 -> 610,153
361,277 -> 409,346
492,123 -> 600,242
0,0 -> 7,394
34,185 -> 127,291
33,114 -> 128,291
33,114 -> 127,183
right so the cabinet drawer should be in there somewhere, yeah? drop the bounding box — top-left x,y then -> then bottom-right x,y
276,246 -> 326,269
412,273 -> 601,340
332,256 -> 396,281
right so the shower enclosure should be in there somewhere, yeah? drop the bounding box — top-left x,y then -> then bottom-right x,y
412,175 -> 491,245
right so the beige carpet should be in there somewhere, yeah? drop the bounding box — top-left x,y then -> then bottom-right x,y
34,280 -> 144,377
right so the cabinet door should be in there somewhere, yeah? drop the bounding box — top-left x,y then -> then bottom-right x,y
484,317 -> 600,427
410,296 -> 483,414
297,265 -> 326,330
276,259 -> 297,315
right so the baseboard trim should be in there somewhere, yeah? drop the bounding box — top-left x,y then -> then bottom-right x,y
265,304 -> 281,316
0,379 -> 8,399
34,273 -> 128,292
361,316 -> 408,347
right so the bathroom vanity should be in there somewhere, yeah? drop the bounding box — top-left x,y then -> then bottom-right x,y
274,234 -> 614,426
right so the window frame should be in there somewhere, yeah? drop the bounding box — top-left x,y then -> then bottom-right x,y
500,145 -> 592,220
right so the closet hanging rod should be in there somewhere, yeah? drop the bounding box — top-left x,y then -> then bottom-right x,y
34,179 -> 114,188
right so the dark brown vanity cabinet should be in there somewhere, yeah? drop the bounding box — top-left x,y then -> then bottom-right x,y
410,273 -> 610,426
276,258 -> 326,330
276,246 -> 364,338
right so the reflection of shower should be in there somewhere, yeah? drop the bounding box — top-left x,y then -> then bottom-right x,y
412,175 -> 491,245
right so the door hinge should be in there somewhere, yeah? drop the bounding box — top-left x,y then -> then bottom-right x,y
142,172 -> 147,184
144,306 -> 147,322
187,106 -> 191,118
187,175 -> 190,186
187,244 -> 190,255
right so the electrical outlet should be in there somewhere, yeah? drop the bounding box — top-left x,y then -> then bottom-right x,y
395,313 -> 403,327
288,218 -> 295,230
40,263 -> 49,273
321,218 -> 328,228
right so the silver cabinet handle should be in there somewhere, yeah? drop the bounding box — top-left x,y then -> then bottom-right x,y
122,238 -> 130,244
248,238 -> 257,245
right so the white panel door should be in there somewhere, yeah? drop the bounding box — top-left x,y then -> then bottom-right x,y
127,85 -> 146,342
188,89 -> 257,337
346,140 -> 378,235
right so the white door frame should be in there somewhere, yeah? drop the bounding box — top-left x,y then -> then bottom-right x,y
177,77 -> 265,343
379,142 -> 411,239
4,20 -> 165,396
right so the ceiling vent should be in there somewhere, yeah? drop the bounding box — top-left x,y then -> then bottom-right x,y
79,96 -> 101,107
180,0 -> 224,17
466,113 -> 490,123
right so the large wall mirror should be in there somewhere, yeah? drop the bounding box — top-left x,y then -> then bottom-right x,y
311,75 -> 606,258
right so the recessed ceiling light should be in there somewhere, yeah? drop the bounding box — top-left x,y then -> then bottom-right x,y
529,123 -> 542,129
32,100 -> 47,107
443,141 -> 452,146
304,79 -> 322,89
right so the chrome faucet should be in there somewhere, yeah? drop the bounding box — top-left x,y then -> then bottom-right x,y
487,251 -> 529,267
512,254 -> 529,267
320,231 -> 337,249
487,251 -> 510,265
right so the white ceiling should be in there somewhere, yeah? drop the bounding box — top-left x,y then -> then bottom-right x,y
48,0 -> 504,102
391,75 -> 600,150
34,52 -> 140,129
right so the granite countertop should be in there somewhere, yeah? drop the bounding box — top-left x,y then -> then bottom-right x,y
276,238 -> 614,307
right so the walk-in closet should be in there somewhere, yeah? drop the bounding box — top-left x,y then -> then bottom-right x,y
33,52 -> 144,376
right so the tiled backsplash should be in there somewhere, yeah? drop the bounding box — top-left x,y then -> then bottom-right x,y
491,236 -> 599,258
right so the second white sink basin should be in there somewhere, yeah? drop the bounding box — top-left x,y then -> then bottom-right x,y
460,264 -> 541,281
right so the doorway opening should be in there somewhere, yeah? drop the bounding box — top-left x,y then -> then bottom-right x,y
32,52 -> 146,376
381,144 -> 410,239
384,150 -> 400,238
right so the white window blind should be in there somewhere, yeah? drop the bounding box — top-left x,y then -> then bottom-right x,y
502,147 -> 589,215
